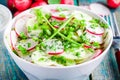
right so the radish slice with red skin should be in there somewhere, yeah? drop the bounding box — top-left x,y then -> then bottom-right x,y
86,32 -> 103,44
84,44 -> 92,48
14,14 -> 35,36
16,39 -> 38,51
89,3 -> 110,16
86,29 -> 104,35
50,9 -> 59,12
54,25 -> 64,30
10,30 -> 18,50
92,49 -> 103,59
42,39 -> 64,55
51,11 -> 71,21
51,16 -> 66,21
86,23 -> 104,36
48,50 -> 64,55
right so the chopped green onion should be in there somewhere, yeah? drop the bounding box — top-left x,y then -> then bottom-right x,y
18,45 -> 27,54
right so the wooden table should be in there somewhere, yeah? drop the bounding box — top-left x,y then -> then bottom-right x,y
0,0 -> 120,80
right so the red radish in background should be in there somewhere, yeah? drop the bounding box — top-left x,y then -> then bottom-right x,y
7,0 -> 14,10
7,0 -> 17,13
107,0 -> 120,8
60,0 -> 74,5
35,0 -> 43,1
14,11 -> 21,16
31,1 -> 47,8
35,0 -> 47,3
10,30 -> 18,50
13,0 -> 32,11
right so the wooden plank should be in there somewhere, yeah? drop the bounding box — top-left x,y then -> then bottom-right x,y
91,48 -> 120,80
0,33 -> 28,80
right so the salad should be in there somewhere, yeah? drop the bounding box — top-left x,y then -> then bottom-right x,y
10,7 -> 108,67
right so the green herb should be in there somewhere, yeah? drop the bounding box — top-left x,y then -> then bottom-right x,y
34,9 -> 45,24
27,26 -> 32,32
100,22 -> 108,28
49,15 -> 74,39
13,50 -> 19,56
50,56 -> 75,66
38,58 -> 46,61
75,52 -> 81,57
40,8 -> 84,46
45,13 -> 51,19
90,18 -> 100,23
27,43 -> 31,48
79,33 -> 89,43
90,23 -> 99,29
35,46 -> 40,50
87,48 -> 94,53
18,45 -> 27,54
92,42 -> 100,48
56,7 -> 67,12
19,32 -> 27,39
59,14 -> 65,18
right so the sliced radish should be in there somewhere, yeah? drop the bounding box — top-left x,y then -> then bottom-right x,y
51,11 -> 71,21
26,16 -> 36,28
54,25 -> 59,28
48,50 -> 64,55
86,32 -> 103,44
10,30 -> 18,50
42,39 -> 64,55
72,11 -> 92,21
53,25 -> 65,30
86,23 -> 104,35
28,30 -> 42,38
84,44 -> 92,48
14,14 -> 35,36
51,15 -> 66,21
50,9 -> 59,12
16,39 -> 38,51
89,3 -> 110,16
92,49 -> 103,59
86,29 -> 104,35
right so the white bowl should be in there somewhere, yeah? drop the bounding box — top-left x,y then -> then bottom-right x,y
4,4 -> 113,80
0,4 -> 12,32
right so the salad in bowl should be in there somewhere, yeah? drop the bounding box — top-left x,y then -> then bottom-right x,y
4,4 -> 113,80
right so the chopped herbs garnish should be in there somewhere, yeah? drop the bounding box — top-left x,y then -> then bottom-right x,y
19,32 -> 27,39
18,45 -> 27,54
50,56 -> 75,66
100,22 -> 108,28
12,7 -> 108,67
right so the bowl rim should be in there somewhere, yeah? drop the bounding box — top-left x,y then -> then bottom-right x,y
4,4 -> 113,69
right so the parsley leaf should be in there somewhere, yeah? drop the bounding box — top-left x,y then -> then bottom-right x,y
18,45 -> 27,54
20,32 -> 27,39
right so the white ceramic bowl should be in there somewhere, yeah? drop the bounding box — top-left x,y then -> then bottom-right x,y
0,4 -> 12,32
4,4 -> 113,80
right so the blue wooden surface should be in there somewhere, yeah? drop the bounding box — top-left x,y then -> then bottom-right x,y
0,0 -> 120,80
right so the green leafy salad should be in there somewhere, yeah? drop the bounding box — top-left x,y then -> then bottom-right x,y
10,7 -> 108,67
